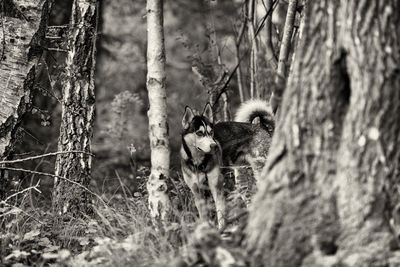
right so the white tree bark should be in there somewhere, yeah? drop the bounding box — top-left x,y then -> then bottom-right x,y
146,0 -> 172,222
0,0 -> 53,198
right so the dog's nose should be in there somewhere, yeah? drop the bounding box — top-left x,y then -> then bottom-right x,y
210,143 -> 217,149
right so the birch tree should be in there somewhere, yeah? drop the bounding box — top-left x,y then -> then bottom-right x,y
0,0 -> 53,199
53,0 -> 98,216
247,1 -> 400,266
146,0 -> 172,222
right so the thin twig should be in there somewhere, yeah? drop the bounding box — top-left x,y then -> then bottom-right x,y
0,166 -> 108,207
4,180 -> 41,203
0,150 -> 94,165
29,145 -> 51,208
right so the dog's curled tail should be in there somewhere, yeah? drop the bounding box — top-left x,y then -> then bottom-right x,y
234,99 -> 274,128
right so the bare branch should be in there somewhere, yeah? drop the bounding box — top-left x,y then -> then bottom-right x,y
0,166 -> 108,207
0,150 -> 94,165
213,0 -> 277,107
4,180 -> 41,203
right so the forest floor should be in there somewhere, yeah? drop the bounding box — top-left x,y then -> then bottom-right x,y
1,165 -> 250,266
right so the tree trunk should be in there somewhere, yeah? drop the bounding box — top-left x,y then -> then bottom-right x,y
53,0 -> 98,216
247,1 -> 400,266
146,0 -> 172,222
247,0 -> 258,99
0,0 -> 53,198
269,0 -> 297,114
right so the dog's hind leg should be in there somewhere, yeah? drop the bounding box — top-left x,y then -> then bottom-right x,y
208,166 -> 226,229
233,167 -> 252,207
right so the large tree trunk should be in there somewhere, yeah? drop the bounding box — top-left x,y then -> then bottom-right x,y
247,1 -> 400,266
53,0 -> 98,216
0,0 -> 53,198
146,0 -> 172,222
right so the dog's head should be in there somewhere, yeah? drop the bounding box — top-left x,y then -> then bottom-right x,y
182,103 -> 217,154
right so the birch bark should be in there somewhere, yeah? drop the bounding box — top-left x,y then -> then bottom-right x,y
0,0 -> 53,198
146,0 -> 172,222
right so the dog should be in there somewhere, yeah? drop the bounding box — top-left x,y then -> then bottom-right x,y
181,99 -> 274,228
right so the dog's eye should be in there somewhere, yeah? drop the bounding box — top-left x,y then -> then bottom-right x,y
196,131 -> 204,137
208,130 -> 213,136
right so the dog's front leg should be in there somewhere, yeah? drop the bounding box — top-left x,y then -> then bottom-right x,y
208,166 -> 226,229
182,169 -> 208,222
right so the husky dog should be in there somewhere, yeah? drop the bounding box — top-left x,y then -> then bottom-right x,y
181,99 -> 274,228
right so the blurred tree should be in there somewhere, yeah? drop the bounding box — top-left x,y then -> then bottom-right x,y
53,0 -> 98,216
0,0 -> 54,199
247,1 -> 400,266
146,0 -> 172,222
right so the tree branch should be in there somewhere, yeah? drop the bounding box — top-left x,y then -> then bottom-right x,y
0,150 -> 94,165
1,166 -> 107,207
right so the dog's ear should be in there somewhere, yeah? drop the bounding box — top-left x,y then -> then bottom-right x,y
202,103 -> 214,123
182,106 -> 195,129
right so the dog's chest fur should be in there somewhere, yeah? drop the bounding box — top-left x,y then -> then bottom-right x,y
181,147 -> 219,173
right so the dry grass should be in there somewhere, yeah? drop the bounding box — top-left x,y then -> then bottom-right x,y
0,166 -> 251,266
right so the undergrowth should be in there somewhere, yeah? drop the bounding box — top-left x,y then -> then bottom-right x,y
0,166 -> 251,267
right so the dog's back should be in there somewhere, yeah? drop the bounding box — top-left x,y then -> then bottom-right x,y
214,99 -> 274,179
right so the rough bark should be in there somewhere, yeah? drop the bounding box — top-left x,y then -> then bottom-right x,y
53,0 -> 98,216
146,0 -> 172,222
0,0 -> 53,198
247,1 -> 400,266
269,0 -> 297,114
